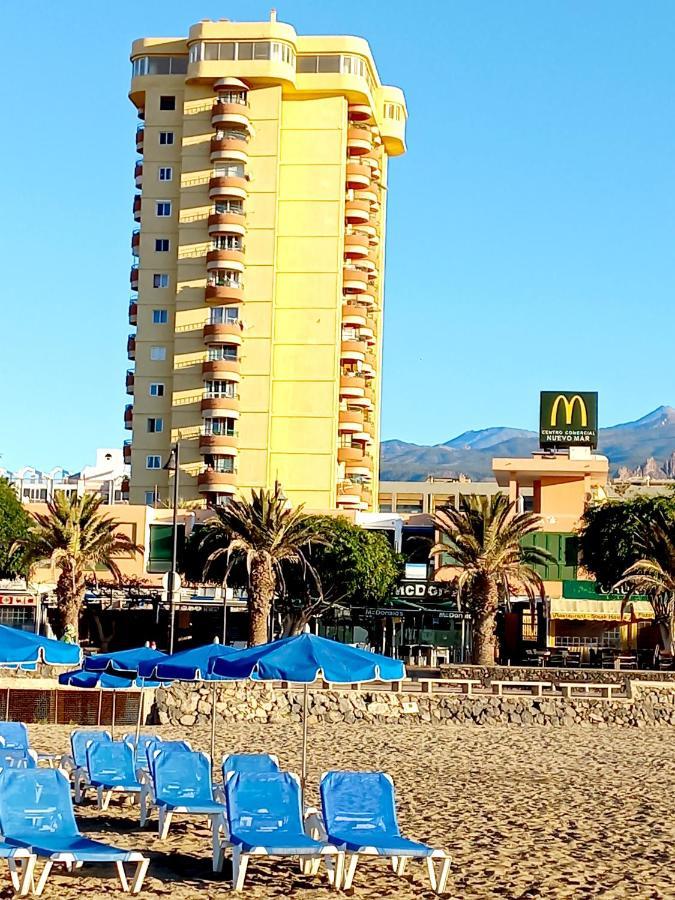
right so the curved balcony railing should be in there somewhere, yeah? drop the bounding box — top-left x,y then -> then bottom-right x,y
203,321 -> 243,343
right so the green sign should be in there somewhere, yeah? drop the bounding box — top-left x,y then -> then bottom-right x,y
562,580 -> 648,602
539,391 -> 598,448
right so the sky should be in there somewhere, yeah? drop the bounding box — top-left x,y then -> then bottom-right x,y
1,0 -> 674,471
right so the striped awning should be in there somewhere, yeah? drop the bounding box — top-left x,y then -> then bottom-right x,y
549,598 -> 654,621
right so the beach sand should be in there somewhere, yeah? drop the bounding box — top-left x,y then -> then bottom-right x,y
19,723 -> 675,898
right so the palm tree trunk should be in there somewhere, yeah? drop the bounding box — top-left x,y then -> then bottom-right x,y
248,556 -> 275,646
55,570 -> 83,641
471,577 -> 499,666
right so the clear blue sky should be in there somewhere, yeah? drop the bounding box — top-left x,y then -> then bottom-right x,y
2,0 -> 674,470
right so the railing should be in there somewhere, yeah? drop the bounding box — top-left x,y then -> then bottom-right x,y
201,428 -> 238,438
203,391 -> 240,400
208,279 -> 243,289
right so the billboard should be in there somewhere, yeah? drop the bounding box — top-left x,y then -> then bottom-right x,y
539,392 -> 598,449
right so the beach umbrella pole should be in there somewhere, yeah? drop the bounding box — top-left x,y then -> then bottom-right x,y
97,689 -> 102,726
134,690 -> 144,745
210,682 -> 217,766
301,683 -> 309,789
111,691 -> 116,739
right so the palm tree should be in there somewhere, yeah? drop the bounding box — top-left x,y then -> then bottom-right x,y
615,507 -> 675,654
430,494 -> 555,666
197,483 -> 324,645
22,493 -> 142,641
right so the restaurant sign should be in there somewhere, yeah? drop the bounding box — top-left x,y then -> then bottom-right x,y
0,594 -> 37,606
394,580 -> 452,600
539,391 -> 598,449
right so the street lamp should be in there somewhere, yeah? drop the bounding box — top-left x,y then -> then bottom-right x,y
163,442 -> 180,653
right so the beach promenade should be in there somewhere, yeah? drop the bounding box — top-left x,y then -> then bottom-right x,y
25,722 -> 675,899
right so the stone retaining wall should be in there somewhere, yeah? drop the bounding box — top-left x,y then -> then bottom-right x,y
154,682 -> 675,729
438,664 -> 675,687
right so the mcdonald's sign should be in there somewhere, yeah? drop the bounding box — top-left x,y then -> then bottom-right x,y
540,391 -> 598,448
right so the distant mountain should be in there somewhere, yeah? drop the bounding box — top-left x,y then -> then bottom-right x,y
380,406 -> 675,482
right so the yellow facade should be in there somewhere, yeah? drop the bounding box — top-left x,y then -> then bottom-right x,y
125,15 -> 407,511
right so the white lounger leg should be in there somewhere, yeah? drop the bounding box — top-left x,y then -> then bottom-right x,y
391,856 -> 408,876
98,787 -> 114,811
342,853 -> 359,890
73,772 -> 84,804
211,815 -> 224,872
116,861 -> 130,892
328,852 -> 345,889
231,846 -> 249,892
8,855 -> 36,897
33,860 -> 54,897
129,858 -> 150,894
158,808 -> 173,840
426,854 -> 451,894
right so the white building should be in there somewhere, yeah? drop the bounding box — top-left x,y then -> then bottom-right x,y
1,449 -> 130,504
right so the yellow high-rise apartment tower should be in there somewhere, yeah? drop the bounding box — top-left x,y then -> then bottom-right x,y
124,13 -> 407,511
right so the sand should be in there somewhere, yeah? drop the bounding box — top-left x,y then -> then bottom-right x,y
16,723 -> 675,898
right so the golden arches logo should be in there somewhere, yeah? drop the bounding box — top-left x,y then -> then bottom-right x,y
549,394 -> 588,427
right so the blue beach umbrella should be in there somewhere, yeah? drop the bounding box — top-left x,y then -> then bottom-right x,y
138,641 -> 240,762
82,646 -> 166,676
0,625 -> 81,669
212,634 -> 406,784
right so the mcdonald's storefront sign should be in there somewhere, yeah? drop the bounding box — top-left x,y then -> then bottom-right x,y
540,391 -> 598,448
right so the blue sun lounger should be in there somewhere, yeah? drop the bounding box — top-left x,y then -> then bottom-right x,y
0,750 -> 37,770
137,739 -> 192,825
86,741 -> 144,811
319,771 -> 451,893
225,771 -> 339,891
0,840 -> 34,896
0,769 -> 149,895
121,733 -> 159,772
152,750 -> 226,870
0,723 -> 29,751
61,729 -> 112,803
222,753 -> 280,779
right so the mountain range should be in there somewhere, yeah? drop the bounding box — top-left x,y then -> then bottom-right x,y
380,406 -> 675,482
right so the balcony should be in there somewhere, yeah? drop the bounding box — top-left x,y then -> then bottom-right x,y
337,446 -> 364,464
198,468 -> 238,491
342,302 -> 367,326
207,212 -> 246,237
134,160 -> 143,188
339,373 -> 366,398
347,127 -> 373,156
344,199 -> 370,224
211,101 -> 250,130
203,322 -> 243,344
206,248 -> 245,270
338,409 -> 364,432
344,233 -> 369,260
123,440 -> 131,464
340,339 -> 367,362
346,162 -> 371,190
199,432 -> 238,454
127,334 -> 136,360
132,195 -> 141,222
201,394 -> 240,415
345,455 -> 373,477
131,229 -> 140,255
123,404 -> 133,430
363,152 -> 381,180
343,267 -> 369,294
136,126 -> 144,153
210,135 -> 248,163
202,358 -> 240,378
359,288 -> 377,307
208,175 -> 248,202
125,370 -> 134,395
205,281 -> 244,303
336,482 -> 363,506
348,104 -> 372,123
130,265 -> 139,291
128,300 -> 138,326
356,187 -> 379,208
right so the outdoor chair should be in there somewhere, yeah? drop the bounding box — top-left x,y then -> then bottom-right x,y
224,771 -> 340,891
222,753 -> 280,779
0,723 -> 29,751
61,730 -> 112,802
137,740 -> 192,826
318,770 -> 451,893
0,750 -> 37,770
143,739 -> 192,775
152,750 -> 226,870
86,741 -> 144,811
122,733 -> 159,772
0,769 -> 148,895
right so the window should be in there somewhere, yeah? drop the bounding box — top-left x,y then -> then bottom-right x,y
204,417 -> 236,436
144,491 -> 157,506
209,455 -> 235,473
153,274 -> 169,289
155,238 -> 170,252
205,380 -> 236,398
150,382 -> 165,397
208,345 -> 238,361
150,346 -> 166,361
131,56 -> 187,76
159,166 -> 173,181
214,200 -> 243,215
210,269 -> 241,288
210,306 -> 239,324
152,309 -> 168,324
146,455 -> 162,469
189,41 -> 294,66
159,131 -> 174,145
213,162 -> 245,178
213,234 -> 243,250
159,95 -> 176,110
156,201 -> 171,217
147,417 -> 163,433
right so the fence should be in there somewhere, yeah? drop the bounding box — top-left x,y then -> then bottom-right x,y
0,686 -> 141,726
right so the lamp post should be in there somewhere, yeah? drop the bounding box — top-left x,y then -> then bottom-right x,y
163,442 -> 180,653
